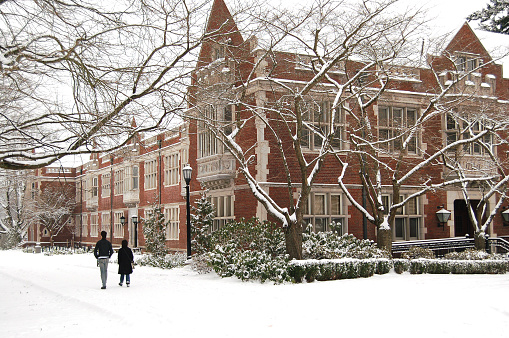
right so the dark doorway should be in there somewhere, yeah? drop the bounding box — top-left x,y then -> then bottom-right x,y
454,200 -> 481,238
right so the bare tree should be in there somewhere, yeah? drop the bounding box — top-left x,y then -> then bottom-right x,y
26,184 -> 76,246
0,0 -> 242,170
440,103 -> 509,249
0,170 -> 29,248
190,0 -> 426,259
190,0 -> 509,258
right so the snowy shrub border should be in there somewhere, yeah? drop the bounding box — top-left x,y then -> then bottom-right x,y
408,259 -> 508,275
288,258 -> 392,283
136,253 -> 187,269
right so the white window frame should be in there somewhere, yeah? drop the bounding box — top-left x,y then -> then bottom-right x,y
144,159 -> 158,190
164,206 -> 180,240
303,192 -> 345,234
301,100 -> 345,151
208,194 -> 234,232
90,214 -> 98,238
378,106 -> 419,154
164,153 -> 180,186
101,173 -> 111,198
114,212 -> 124,238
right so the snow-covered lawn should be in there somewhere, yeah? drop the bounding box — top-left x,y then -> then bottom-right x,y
1,250 -> 509,337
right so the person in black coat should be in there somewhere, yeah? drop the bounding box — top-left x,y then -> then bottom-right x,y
94,231 -> 113,289
118,239 -> 134,287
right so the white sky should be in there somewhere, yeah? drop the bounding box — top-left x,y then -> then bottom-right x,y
1,250 -> 509,337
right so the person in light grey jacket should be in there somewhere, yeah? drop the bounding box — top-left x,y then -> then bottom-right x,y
94,231 -> 113,289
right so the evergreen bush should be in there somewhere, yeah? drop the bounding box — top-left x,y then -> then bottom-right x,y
136,252 -> 186,269
191,193 -> 215,255
142,206 -> 168,257
444,248 -> 505,260
401,247 -> 435,259
303,231 -> 389,260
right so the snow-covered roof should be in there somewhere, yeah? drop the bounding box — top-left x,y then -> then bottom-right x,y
474,28 -> 509,78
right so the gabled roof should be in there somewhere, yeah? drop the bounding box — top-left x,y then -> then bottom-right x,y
444,22 -> 492,61
197,0 -> 244,69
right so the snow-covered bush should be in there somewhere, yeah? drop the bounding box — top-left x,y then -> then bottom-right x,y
142,206 -> 168,257
136,252 -> 186,269
409,259 -> 508,274
303,232 -> 390,260
191,193 -> 214,255
393,259 -> 410,274
289,258 -> 393,283
207,219 -> 290,283
444,249 -> 505,260
210,218 -> 286,257
401,247 -> 435,260
190,253 -> 213,274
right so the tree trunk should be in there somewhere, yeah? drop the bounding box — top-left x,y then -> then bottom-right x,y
474,231 -> 486,251
285,222 -> 303,260
377,227 -> 392,254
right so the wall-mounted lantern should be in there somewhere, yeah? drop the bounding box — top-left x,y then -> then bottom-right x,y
436,205 -> 451,228
501,207 -> 509,225
120,215 -> 126,226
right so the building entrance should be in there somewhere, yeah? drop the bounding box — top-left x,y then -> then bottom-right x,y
454,200 -> 482,238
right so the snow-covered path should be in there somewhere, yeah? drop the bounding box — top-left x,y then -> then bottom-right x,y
1,250 -> 509,337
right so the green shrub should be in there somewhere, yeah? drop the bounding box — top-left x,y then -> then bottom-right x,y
136,253 -> 186,269
408,259 -> 508,275
303,232 -> 390,260
288,258 -> 391,283
444,249 -> 505,260
393,259 -> 410,274
401,247 -> 435,259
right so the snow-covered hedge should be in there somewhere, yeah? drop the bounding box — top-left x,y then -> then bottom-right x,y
393,258 -> 508,274
444,248 -> 505,260
409,259 -> 508,274
136,253 -> 187,269
303,231 -> 390,259
289,258 -> 393,283
209,247 -> 291,283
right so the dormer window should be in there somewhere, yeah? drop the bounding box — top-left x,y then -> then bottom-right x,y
455,54 -> 481,73
213,44 -> 225,61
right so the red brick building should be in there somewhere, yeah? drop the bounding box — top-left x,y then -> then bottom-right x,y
27,0 -> 509,252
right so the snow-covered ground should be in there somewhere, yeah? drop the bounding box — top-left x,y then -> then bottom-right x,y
1,250 -> 509,337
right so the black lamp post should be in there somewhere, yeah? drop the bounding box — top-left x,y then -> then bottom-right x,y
132,216 -> 138,248
436,205 -> 452,228
120,215 -> 125,241
183,164 -> 192,259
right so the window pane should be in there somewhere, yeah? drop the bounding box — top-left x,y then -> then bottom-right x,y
315,218 -> 327,232
393,108 -> 403,127
331,195 -> 341,215
301,128 -> 309,148
313,129 -> 323,148
224,105 -> 232,122
314,195 -> 326,215
408,136 -> 417,154
332,218 -> 343,235
446,115 -> 457,130
379,107 -> 389,126
331,127 -> 342,149
395,218 -> 404,238
406,109 -> 416,126
382,196 -> 389,215
410,218 -> 419,238
407,197 -> 418,215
